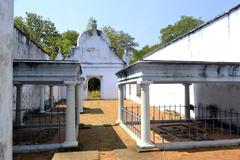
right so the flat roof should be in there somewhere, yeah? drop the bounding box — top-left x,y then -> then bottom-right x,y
13,60 -> 82,85
116,60 -> 240,84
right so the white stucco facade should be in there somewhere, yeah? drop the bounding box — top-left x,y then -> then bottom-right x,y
0,0 -> 13,159
144,6 -> 240,62
66,21 -> 124,99
12,28 -> 50,121
126,84 -> 195,106
126,4 -> 240,112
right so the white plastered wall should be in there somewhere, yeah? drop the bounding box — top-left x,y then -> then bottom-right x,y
138,7 -> 240,113
12,28 -> 49,121
0,0 -> 13,159
65,27 -> 124,100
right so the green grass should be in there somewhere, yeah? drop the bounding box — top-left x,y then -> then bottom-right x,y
88,90 -> 101,99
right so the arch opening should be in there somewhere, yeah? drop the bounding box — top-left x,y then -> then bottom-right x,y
88,77 -> 101,99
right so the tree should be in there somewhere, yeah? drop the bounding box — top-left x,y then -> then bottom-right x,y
131,44 -> 160,63
102,26 -> 138,58
14,12 -> 79,58
86,17 -> 96,30
14,12 -> 60,57
160,16 -> 204,45
59,30 -> 79,57
14,16 -> 29,35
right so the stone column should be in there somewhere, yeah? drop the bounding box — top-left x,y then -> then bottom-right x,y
139,81 -> 153,147
79,83 -> 84,113
0,1 -> 14,159
75,84 -> 81,137
49,85 -> 54,109
40,85 -> 45,113
184,83 -> 191,120
64,83 -> 78,147
117,84 -> 124,123
16,84 -> 23,125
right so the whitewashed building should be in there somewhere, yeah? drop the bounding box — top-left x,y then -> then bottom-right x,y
66,20 -> 125,99
117,4 -> 240,150
126,3 -> 240,111
0,0 -> 14,159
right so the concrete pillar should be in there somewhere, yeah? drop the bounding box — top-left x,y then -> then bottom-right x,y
64,83 -> 78,147
184,83 -> 191,120
40,86 -> 45,113
49,85 -> 54,109
75,84 -> 81,137
139,82 -> 153,147
117,84 -> 124,123
0,0 -> 13,159
79,83 -> 84,113
16,84 -> 23,125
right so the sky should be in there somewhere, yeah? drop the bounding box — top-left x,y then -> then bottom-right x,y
15,0 -> 240,48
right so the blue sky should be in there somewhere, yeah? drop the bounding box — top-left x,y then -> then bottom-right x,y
15,0 -> 240,48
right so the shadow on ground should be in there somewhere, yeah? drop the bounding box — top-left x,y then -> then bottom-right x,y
83,108 -> 104,114
181,146 -> 240,153
13,152 -> 53,160
78,125 -> 127,151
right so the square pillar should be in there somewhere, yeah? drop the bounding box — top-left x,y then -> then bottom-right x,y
79,83 -> 84,113
117,84 -> 124,123
75,83 -> 82,137
40,85 -> 45,113
49,85 -> 54,109
63,83 -> 78,147
139,81 -> 153,148
15,84 -> 23,125
183,83 -> 191,120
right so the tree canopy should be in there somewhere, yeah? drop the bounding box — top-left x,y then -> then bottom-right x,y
58,31 -> 79,57
86,17 -> 96,30
14,13 -> 204,63
15,12 -> 60,58
160,16 -> 204,45
15,14 -> 138,59
14,12 -> 78,59
101,26 -> 138,58
131,44 -> 160,63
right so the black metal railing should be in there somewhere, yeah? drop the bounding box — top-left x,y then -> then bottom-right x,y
13,107 -> 65,146
121,106 -> 141,138
150,105 -> 240,144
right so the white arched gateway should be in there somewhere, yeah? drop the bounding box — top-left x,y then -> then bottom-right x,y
66,20 -> 125,100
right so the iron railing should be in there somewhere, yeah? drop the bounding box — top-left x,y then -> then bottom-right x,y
121,103 -> 240,144
13,107 -> 65,146
121,106 -> 141,138
150,105 -> 240,144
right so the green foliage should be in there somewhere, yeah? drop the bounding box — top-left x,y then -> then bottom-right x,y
14,12 -> 60,57
131,44 -> 160,63
86,17 -> 96,30
14,12 -> 79,58
88,91 -> 101,99
160,16 -> 204,45
102,26 -> 138,58
14,16 -> 29,35
58,31 -> 79,57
